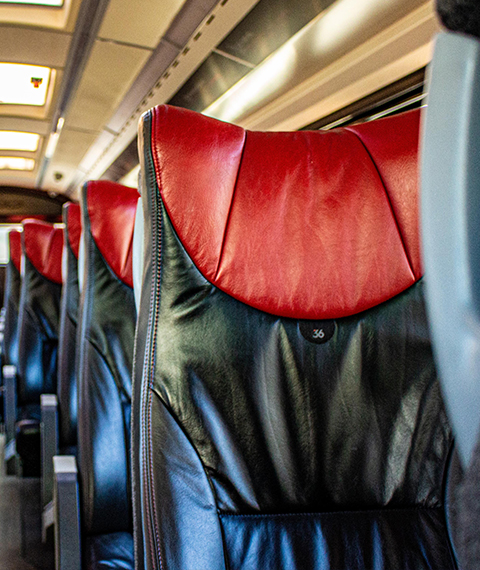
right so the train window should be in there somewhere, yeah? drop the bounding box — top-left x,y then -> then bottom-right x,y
0,63 -> 52,106
0,131 -> 40,151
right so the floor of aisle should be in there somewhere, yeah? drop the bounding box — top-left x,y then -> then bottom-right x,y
0,434 -> 54,570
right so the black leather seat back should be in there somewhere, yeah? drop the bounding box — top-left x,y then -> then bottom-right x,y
77,180 -> 138,536
57,203 -> 81,452
133,105 -> 455,570
17,220 -> 63,411
3,229 -> 22,368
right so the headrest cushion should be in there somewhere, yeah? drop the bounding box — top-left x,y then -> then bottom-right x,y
147,105 -> 421,320
8,229 -> 22,271
64,202 -> 81,260
84,180 -> 139,289
21,220 -> 63,285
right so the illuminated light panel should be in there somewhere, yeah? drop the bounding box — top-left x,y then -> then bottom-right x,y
0,156 -> 35,170
0,0 -> 63,5
0,131 -> 40,151
203,44 -> 297,123
0,63 -> 51,106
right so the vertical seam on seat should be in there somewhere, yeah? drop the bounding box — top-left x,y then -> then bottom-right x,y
345,127 -> 416,282
214,130 -> 247,281
146,108 -> 165,570
151,389 -> 230,570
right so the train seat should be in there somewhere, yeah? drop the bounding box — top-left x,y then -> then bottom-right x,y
40,202 -> 82,534
74,180 -> 138,569
132,104 -> 456,569
17,220 -> 63,476
57,202 -> 82,456
1,229 -> 22,445
2,229 -> 22,370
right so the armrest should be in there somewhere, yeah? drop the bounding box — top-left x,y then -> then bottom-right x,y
2,365 -> 16,454
41,394 -> 59,511
53,455 -> 81,570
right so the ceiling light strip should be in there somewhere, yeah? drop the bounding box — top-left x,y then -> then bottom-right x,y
37,0 -> 111,187
0,131 -> 40,151
0,157 -> 35,170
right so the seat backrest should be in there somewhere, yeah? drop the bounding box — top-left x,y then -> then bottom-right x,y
77,180 -> 138,536
57,202 -> 81,452
17,220 -> 63,408
3,229 -> 22,368
133,105 -> 454,570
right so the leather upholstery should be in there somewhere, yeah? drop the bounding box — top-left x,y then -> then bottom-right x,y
84,532 -> 134,570
57,203 -> 81,451
2,229 -> 22,367
133,105 -> 456,569
22,220 -> 63,285
148,105 -> 420,319
77,181 -> 137,546
85,180 -> 137,288
17,220 -> 63,407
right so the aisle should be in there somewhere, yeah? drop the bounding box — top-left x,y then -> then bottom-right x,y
0,435 -> 54,570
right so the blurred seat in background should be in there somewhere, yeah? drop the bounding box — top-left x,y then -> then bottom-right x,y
17,220 -> 63,477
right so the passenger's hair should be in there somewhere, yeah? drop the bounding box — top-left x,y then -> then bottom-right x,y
436,0 -> 480,39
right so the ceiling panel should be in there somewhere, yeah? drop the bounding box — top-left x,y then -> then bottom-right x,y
0,25 -> 72,67
169,51 -> 252,112
99,0 -> 187,49
66,39 -> 151,132
217,0 -> 332,66
43,127 -> 99,190
0,116 -> 51,135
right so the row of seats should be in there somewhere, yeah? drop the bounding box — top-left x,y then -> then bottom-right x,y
1,181 -> 138,555
0,100 -> 470,568
2,221 -> 63,475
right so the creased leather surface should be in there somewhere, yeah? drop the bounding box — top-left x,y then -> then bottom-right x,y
78,182 -> 136,536
346,111 -> 422,280
136,106 -> 454,570
2,256 -> 21,367
136,202 -> 453,569
86,181 -> 138,288
66,203 -> 81,259
22,220 -> 63,285
220,509 -> 456,570
152,209 -> 451,512
57,203 -> 80,448
84,532 -> 134,570
8,229 -> 22,271
17,255 -> 61,405
150,105 -> 420,319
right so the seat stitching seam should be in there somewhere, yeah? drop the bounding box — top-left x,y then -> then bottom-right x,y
345,127 -> 416,282
214,130 -> 247,281
147,109 -> 165,570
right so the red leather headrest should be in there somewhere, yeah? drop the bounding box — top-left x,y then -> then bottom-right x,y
85,180 -> 139,289
64,202 -> 81,259
22,220 -> 64,285
149,105 -> 421,320
8,229 -> 22,271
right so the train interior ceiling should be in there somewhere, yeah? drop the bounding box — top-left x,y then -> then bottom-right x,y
0,0 -> 438,208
